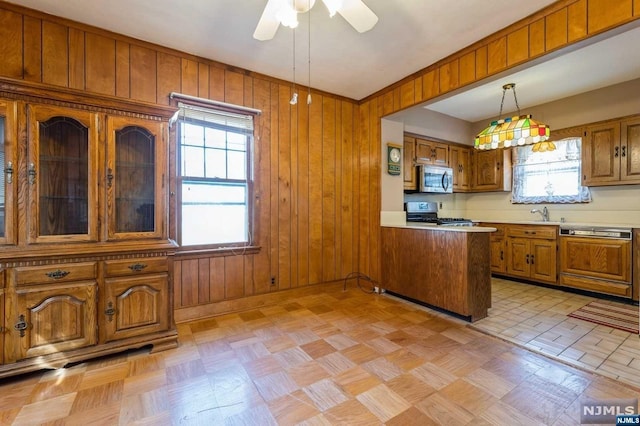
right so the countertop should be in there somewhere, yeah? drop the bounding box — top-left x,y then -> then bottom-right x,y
381,223 -> 496,233
474,220 -> 639,229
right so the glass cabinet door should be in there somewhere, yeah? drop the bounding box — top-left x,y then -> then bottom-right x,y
106,116 -> 165,239
27,105 -> 99,243
0,100 -> 17,245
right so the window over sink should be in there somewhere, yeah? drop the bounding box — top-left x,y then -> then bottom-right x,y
511,138 -> 591,204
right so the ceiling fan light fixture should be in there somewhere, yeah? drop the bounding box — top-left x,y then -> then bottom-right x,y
474,83 -> 551,151
321,0 -> 343,17
276,4 -> 299,28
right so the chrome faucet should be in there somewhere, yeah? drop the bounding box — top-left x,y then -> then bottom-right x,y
530,206 -> 549,222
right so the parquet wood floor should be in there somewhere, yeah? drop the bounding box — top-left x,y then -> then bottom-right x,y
1,281 -> 639,425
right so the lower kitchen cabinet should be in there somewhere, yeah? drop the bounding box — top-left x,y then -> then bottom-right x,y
483,223 -> 506,274
504,225 -> 558,284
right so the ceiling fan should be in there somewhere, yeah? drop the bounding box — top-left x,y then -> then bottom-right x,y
253,0 -> 378,41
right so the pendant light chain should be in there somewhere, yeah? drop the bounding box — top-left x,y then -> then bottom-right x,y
307,0 -> 312,105
290,27 -> 298,104
498,83 -> 521,119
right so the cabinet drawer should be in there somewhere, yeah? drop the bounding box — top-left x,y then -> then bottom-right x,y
483,223 -> 505,238
104,257 -> 168,277
13,262 -> 98,286
507,225 -> 557,239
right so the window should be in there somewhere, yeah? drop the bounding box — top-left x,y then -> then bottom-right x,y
511,138 -> 591,204
176,102 -> 256,247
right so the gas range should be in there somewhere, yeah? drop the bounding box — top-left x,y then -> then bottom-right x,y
405,201 -> 474,226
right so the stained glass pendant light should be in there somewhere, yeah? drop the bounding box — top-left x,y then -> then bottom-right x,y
474,83 -> 552,151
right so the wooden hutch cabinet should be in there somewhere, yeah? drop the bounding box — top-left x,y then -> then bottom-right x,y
0,83 -> 178,378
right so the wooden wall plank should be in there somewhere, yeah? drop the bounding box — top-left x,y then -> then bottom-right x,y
322,96 -> 336,282
277,84 -> 292,290
475,46 -> 487,80
392,87 -> 401,112
296,88 -> 310,287
210,257 -> 225,301
244,255 -> 254,296
198,258 -> 210,304
340,101 -> 354,278
156,52 -> 181,105
68,28 -> 85,90
568,0 -> 587,42
225,70 -> 244,105
115,41 -> 130,99
180,259 -> 199,307
529,18 -> 546,57
487,36 -> 507,76
308,93 -> 323,285
545,8 -> 568,52
209,67 -> 225,101
400,80 -> 415,109
42,21 -> 69,87
244,75 -> 253,108
459,51 -> 476,87
289,87 -> 299,287
85,32 -> 116,95
422,69 -> 440,100
368,97 -> 380,281
0,9 -> 23,79
357,100 -> 371,276
130,44 -> 157,103
636,0 -> 640,16
198,62 -> 209,99
588,0 -> 633,33
180,58 -> 198,96
507,26 -> 529,66
439,59 -> 459,93
224,255 -> 244,299
334,100 -> 342,280
269,82 -> 280,290
23,16 -> 41,82
173,260 -> 182,307
252,78 -> 273,294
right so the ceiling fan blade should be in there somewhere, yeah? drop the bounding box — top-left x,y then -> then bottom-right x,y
337,0 -> 378,33
253,0 -> 282,41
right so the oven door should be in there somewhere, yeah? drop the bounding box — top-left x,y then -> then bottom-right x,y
419,165 -> 453,193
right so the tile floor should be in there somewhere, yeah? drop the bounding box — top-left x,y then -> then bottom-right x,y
0,278 -> 639,425
472,277 -> 640,388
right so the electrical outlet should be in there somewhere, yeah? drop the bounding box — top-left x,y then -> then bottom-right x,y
439,202 -> 443,209
270,276 -> 276,286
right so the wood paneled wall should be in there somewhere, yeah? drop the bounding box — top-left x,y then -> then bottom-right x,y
0,0 -> 637,320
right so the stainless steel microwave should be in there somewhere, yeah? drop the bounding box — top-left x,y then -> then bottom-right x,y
418,165 -> 453,193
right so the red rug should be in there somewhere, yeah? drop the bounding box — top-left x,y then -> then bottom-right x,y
568,300 -> 639,334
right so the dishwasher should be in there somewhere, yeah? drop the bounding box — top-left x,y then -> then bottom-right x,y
558,226 -> 633,299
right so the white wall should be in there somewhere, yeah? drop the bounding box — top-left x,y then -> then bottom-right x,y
382,78 -> 640,226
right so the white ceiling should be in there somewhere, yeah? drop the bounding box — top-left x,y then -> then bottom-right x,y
7,0 -> 639,124
8,0 -> 558,101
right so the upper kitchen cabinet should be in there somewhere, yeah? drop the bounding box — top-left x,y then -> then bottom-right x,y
450,145 -> 471,192
105,116 -> 166,240
415,137 -> 449,166
27,104 -> 99,244
0,100 -> 17,246
471,148 -> 512,192
583,116 -> 640,186
403,136 -> 417,190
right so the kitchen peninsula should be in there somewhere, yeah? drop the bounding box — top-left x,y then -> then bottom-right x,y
381,223 -> 495,321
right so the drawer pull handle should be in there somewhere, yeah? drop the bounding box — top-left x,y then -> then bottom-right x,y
14,315 -> 28,337
46,270 -> 70,280
526,254 -> 530,264
500,250 -> 504,261
128,263 -> 147,272
530,254 -> 535,264
614,146 -> 619,158
105,302 -> 116,322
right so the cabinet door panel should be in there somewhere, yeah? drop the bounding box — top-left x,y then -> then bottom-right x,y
102,274 -> 169,342
403,137 -> 417,190
8,282 -> 97,361
106,116 -> 165,240
489,238 -> 506,273
27,105 -> 99,243
0,100 -> 17,246
506,238 -> 530,278
583,122 -> 620,185
530,240 -> 557,283
621,117 -> 640,182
